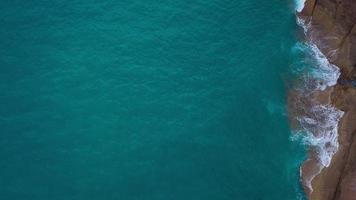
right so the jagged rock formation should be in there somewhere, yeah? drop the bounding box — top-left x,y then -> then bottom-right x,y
299,0 -> 356,200
300,0 -> 356,78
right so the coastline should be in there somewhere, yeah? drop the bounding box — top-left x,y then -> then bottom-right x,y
292,0 -> 356,199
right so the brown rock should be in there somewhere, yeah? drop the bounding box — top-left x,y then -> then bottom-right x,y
297,0 -> 356,200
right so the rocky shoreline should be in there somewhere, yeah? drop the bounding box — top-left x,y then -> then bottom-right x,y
296,0 -> 356,199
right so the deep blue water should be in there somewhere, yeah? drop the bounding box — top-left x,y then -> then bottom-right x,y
0,1 -> 306,199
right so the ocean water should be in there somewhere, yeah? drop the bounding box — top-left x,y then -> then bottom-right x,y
0,1 -> 306,199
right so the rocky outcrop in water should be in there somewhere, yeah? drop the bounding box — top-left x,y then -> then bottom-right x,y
298,0 -> 356,200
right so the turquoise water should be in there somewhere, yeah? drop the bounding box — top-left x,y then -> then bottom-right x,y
0,0 -> 306,199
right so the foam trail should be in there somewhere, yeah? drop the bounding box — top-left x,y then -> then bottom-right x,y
294,105 -> 344,167
308,44 -> 340,91
291,42 -> 341,91
291,5 -> 344,192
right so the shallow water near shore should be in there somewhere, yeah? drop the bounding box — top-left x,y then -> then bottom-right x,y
289,0 -> 345,192
0,1 -> 306,199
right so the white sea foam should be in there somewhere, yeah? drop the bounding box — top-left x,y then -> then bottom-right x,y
308,44 -> 340,91
298,160 -> 323,192
293,105 -> 344,167
292,42 -> 341,91
295,0 -> 306,12
292,10 -> 344,191
292,104 -> 344,192
294,4 -> 341,92
296,17 -> 307,32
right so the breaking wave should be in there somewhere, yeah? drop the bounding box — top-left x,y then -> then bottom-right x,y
294,0 -> 306,12
292,42 -> 340,91
290,2 -> 344,192
292,105 -> 343,167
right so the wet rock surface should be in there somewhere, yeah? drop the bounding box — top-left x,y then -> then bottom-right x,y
298,0 -> 356,200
